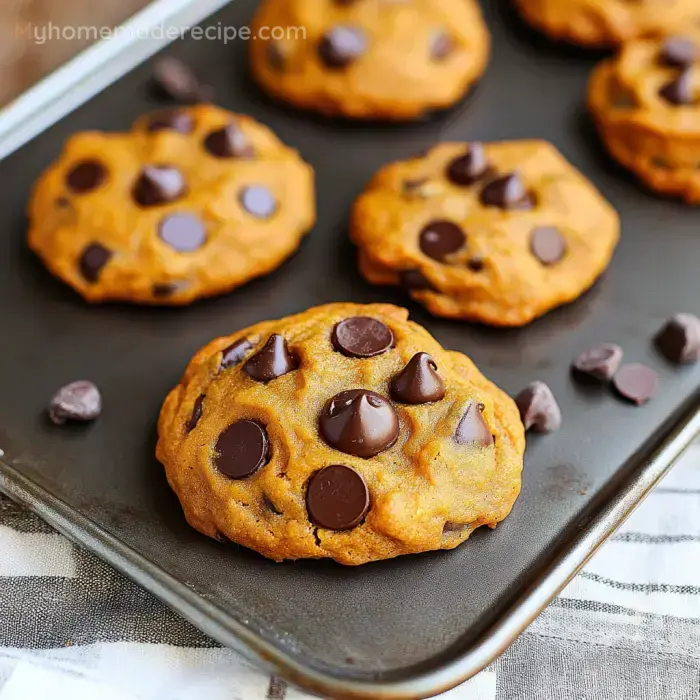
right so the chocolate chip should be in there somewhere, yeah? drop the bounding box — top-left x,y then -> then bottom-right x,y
530,226 -> 567,265
266,41 -> 286,71
307,465 -> 370,531
147,109 -> 194,133
244,334 -> 298,382
419,220 -> 466,261
656,313 -> 700,363
455,401 -> 493,446
239,185 -> 277,219
221,338 -> 254,370
318,26 -> 367,68
332,317 -> 393,358
187,394 -> 205,432
515,382 -> 562,433
446,144 -> 489,186
399,269 -> 435,291
390,353 -> 445,404
134,166 -> 186,206
320,389 -> 399,458
430,31 -> 455,61
215,420 -> 270,479
613,364 -> 659,406
467,257 -> 485,272
659,69 -> 694,105
66,161 -> 107,193
159,213 -> 206,252
480,172 -> 533,210
572,343 -> 623,381
204,123 -> 254,159
660,36 -> 697,68
49,381 -> 102,425
151,56 -> 212,103
79,243 -> 112,282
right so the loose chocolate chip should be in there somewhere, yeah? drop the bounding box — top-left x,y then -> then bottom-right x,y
49,381 -> 102,425
151,56 -> 212,103
515,382 -> 562,433
660,36 -> 697,68
266,41 -> 286,71
446,144 -> 489,186
66,161 -> 107,193
430,31 -> 455,61
390,353 -> 445,404
572,343 -> 623,381
79,243 -> 112,282
455,401 -> 493,446
187,394 -> 205,432
244,334 -> 298,382
320,389 -> 399,458
318,25 -> 367,68
134,166 -> 186,207
332,317 -> 394,358
530,226 -> 567,265
215,420 -> 270,479
659,69 -> 694,105
613,364 -> 659,406
400,269 -> 436,291
480,172 -> 533,210
239,185 -> 277,219
467,257 -> 485,272
204,123 -> 254,159
419,220 -> 466,261
656,313 -> 700,363
221,338 -> 254,370
147,109 -> 194,133
159,213 -> 206,252
307,465 -> 370,531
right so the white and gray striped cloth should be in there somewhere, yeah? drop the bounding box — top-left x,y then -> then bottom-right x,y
1,444 -> 699,700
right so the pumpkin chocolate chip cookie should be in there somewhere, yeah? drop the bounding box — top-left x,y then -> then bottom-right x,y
350,141 -> 620,326
156,303 -> 524,565
588,32 -> 700,202
249,0 -> 490,121
27,105 -> 315,304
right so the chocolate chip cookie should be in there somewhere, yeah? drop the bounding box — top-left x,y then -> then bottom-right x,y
27,105 -> 315,304
249,0 -> 490,121
156,303 -> 524,565
350,141 -> 620,326
589,33 -> 700,202
513,0 -> 700,48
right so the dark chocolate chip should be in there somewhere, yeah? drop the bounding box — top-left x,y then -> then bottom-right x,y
430,31 -> 455,61
572,343 -> 623,381
320,389 -> 399,458
221,338 -> 254,370
530,226 -> 567,265
49,381 -> 102,425
467,257 -> 485,272
332,317 -> 393,358
455,401 -> 493,446
79,243 -> 112,283
159,213 -> 206,252
244,334 -> 298,382
659,69 -> 694,105
146,109 -> 194,133
204,123 -> 255,159
306,465 -> 370,531
613,364 -> 659,406
515,382 -> 562,433
399,269 -> 435,291
318,26 -> 367,68
215,420 -> 270,479
390,353 -> 445,404
660,36 -> 697,68
480,172 -> 533,210
239,185 -> 277,219
656,313 -> 700,363
446,144 -> 489,186
133,166 -> 186,207
187,394 -> 205,432
66,161 -> 107,193
151,56 -> 212,103
419,220 -> 466,261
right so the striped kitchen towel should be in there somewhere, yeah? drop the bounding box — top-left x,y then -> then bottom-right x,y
1,443 -> 699,700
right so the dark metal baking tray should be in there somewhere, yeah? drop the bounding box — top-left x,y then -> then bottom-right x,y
1,1 -> 700,697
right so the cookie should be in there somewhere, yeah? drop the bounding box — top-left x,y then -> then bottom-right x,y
249,0 -> 490,121
27,105 -> 315,304
156,303 -> 524,565
350,141 -> 619,326
589,33 -> 700,202
512,0 -> 700,48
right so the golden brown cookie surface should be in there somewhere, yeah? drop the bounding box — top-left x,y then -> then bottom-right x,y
27,105 -> 315,304
351,141 -> 619,327
156,303 -> 524,565
513,0 -> 700,48
589,33 -> 700,202
249,0 -> 490,121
